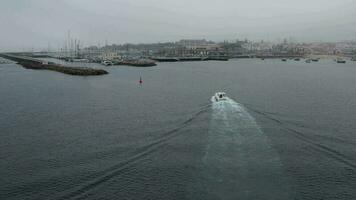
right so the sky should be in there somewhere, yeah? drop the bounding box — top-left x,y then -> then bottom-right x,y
1,0 -> 356,51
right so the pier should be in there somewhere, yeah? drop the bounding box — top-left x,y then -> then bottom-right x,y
0,54 -> 108,76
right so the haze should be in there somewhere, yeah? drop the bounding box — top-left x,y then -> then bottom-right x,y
1,0 -> 356,51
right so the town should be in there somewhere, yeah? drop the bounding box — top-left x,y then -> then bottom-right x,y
33,38 -> 356,64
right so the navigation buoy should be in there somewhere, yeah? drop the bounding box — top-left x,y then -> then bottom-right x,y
139,77 -> 143,84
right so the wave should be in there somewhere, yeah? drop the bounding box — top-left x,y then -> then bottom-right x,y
54,104 -> 210,200
245,104 -> 356,170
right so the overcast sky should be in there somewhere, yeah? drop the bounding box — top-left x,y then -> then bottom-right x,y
1,0 -> 356,51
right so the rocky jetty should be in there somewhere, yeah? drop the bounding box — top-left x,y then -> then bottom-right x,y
114,59 -> 157,67
0,54 -> 108,76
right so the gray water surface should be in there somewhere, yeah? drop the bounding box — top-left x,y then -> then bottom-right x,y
1,59 -> 356,199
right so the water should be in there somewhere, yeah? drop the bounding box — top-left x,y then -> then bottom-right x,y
1,59 -> 356,199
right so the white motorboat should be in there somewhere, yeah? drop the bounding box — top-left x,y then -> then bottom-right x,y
213,92 -> 228,102
101,60 -> 113,66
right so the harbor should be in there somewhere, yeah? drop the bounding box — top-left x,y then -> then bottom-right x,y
16,38 -> 355,68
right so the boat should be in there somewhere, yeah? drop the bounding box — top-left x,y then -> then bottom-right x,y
311,58 -> 320,62
294,58 -> 301,61
336,58 -> 346,64
281,58 -> 287,62
101,60 -> 113,66
212,92 -> 228,102
305,59 -> 312,63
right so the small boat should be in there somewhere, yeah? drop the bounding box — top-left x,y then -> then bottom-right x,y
311,58 -> 320,62
294,58 -> 300,61
281,58 -> 287,62
336,58 -> 346,64
305,59 -> 312,63
212,92 -> 228,102
101,60 -> 113,66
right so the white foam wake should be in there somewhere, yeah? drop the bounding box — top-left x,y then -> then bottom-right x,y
199,96 -> 291,199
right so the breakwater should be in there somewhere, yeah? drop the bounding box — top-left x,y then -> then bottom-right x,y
151,56 -> 229,62
0,54 -> 108,76
114,59 -> 157,67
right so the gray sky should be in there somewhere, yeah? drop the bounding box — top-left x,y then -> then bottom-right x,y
1,0 -> 356,51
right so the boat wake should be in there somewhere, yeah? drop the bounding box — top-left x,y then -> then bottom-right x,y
246,105 -> 356,170
54,104 -> 211,200
198,97 -> 292,200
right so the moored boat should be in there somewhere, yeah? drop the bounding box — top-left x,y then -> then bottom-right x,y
101,60 -> 113,66
336,58 -> 346,64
